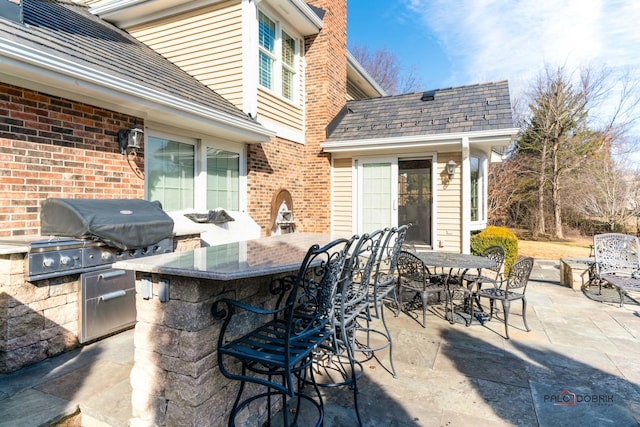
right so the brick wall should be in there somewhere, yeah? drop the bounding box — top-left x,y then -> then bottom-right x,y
246,137 -> 304,236
302,0 -> 347,233
245,0 -> 348,237
0,83 -> 144,236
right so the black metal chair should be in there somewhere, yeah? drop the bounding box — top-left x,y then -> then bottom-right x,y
319,229 -> 385,426
212,237 -> 354,426
396,250 -> 447,328
462,245 -> 505,311
477,256 -> 534,339
355,224 -> 409,378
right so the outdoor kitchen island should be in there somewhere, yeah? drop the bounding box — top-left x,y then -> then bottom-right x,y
113,232 -> 338,427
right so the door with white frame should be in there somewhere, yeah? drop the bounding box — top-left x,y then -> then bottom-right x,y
355,157 -> 433,248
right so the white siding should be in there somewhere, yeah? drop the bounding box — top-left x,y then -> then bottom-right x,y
332,158 -> 353,235
128,1 -> 245,108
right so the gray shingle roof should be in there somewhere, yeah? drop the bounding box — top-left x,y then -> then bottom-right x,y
326,81 -> 514,141
0,0 -> 256,126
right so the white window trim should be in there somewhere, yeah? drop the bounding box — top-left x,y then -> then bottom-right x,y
257,6 -> 301,106
468,151 -> 488,232
144,127 -> 248,213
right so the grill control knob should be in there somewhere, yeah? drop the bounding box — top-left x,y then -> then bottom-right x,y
60,255 -> 71,266
101,252 -> 114,262
43,257 -> 55,268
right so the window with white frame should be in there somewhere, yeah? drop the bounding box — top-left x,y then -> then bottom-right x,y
470,156 -> 480,222
146,135 -> 241,212
258,10 -> 298,102
469,153 -> 489,227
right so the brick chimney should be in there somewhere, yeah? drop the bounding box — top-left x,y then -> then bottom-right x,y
0,0 -> 22,24
302,0 -> 347,233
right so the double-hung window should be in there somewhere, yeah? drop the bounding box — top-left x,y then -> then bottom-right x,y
146,134 -> 242,212
258,10 -> 298,102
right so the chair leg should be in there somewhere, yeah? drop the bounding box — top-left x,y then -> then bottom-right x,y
522,297 -> 530,332
344,327 -> 363,427
420,291 -> 427,328
488,299 -> 495,320
228,371 -> 247,427
379,302 -> 398,378
396,287 -> 403,318
501,299 -> 511,339
465,291 -> 473,327
447,288 -> 456,325
618,287 -> 625,307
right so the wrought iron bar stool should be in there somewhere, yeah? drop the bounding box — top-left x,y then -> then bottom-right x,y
212,237 -> 355,426
316,229 -> 386,426
354,224 -> 409,378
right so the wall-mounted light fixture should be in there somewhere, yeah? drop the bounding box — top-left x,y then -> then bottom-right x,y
117,123 -> 144,155
446,160 -> 457,179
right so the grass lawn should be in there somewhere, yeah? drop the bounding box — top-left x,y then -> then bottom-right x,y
510,229 -> 593,260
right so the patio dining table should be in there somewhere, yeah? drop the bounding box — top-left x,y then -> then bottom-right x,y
415,252 -> 497,325
415,251 -> 497,272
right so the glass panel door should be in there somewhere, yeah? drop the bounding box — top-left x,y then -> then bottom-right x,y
398,159 -> 432,247
358,160 -> 396,234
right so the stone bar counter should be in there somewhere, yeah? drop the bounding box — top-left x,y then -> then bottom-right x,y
113,233 -> 335,427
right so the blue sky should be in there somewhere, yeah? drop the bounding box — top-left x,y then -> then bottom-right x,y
347,0 -> 640,127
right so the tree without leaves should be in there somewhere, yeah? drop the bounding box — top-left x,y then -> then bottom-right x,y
350,44 -> 422,95
569,156 -> 640,232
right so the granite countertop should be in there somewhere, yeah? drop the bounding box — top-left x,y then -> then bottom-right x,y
0,243 -> 29,255
113,233 -> 338,281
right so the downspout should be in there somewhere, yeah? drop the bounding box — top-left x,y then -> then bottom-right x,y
461,136 -> 471,253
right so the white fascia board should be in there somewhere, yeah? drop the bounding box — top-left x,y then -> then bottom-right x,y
88,0 -> 148,14
346,51 -> 386,97
0,39 -> 274,142
321,128 -> 519,153
264,0 -> 323,35
89,0 -> 223,28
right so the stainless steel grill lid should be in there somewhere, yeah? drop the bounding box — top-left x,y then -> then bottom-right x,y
40,198 -> 174,250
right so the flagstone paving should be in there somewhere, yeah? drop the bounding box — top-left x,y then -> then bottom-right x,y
1,260 -> 639,426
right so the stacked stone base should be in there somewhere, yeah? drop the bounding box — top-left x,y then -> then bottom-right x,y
0,252 -> 80,374
129,272 -> 290,426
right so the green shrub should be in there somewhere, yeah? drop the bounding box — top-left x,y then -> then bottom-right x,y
470,226 -> 518,273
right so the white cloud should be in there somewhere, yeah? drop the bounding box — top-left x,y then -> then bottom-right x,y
405,0 -> 640,99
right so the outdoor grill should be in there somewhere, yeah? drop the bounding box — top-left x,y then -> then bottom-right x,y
0,198 -> 175,343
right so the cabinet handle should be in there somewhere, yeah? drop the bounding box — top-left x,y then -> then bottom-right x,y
99,270 -> 127,280
99,290 -> 127,301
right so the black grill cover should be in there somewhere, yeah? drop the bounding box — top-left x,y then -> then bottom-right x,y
41,198 -> 174,250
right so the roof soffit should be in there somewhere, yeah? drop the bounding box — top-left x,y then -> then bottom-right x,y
89,0 -> 324,35
321,128 -> 519,157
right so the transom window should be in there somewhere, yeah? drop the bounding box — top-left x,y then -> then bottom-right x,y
146,135 -> 241,212
258,10 -> 298,102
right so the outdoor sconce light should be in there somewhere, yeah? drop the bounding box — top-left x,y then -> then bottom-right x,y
446,160 -> 457,179
117,123 -> 144,155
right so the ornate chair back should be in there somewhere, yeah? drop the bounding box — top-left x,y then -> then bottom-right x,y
505,257 -> 534,294
593,233 -> 640,276
337,229 -> 386,326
